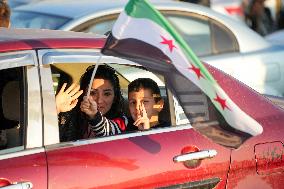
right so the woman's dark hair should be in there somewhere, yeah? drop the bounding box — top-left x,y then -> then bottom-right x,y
80,64 -> 124,119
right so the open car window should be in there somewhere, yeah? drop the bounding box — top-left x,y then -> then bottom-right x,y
51,63 -> 174,137
0,67 -> 26,154
48,57 -> 245,149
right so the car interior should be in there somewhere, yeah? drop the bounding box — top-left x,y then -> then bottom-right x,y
0,68 -> 24,151
51,63 -> 173,131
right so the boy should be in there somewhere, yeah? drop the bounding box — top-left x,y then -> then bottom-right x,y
126,78 -> 168,131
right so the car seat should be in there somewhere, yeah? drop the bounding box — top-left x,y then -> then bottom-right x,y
1,81 -> 21,148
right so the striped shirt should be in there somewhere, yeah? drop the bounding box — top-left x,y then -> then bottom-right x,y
86,112 -> 129,138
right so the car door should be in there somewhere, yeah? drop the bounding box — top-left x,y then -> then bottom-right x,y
40,49 -> 231,189
0,50 -> 47,188
204,64 -> 284,188
241,49 -> 284,96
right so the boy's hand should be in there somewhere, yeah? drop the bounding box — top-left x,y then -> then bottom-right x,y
56,83 -> 83,114
80,96 -> 98,119
133,103 -> 150,130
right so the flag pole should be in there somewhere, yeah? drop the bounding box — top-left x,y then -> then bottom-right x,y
86,54 -> 102,98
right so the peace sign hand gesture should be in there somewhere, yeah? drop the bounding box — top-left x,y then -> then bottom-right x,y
133,103 -> 150,131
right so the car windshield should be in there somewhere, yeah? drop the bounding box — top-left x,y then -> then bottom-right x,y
11,11 -> 70,30
8,1 -> 26,9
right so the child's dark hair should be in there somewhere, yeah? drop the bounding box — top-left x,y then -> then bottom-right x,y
0,0 -> 10,27
80,64 -> 124,119
128,78 -> 162,102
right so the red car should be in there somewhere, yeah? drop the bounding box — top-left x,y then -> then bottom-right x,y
0,28 -> 283,189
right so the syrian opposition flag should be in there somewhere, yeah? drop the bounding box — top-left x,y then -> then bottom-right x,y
102,0 -> 263,145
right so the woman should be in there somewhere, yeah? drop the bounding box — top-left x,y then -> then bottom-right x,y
56,64 -> 126,142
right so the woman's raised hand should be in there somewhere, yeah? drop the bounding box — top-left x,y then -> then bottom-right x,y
80,96 -> 98,119
56,83 -> 83,114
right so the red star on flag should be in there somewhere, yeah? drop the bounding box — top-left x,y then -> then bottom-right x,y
214,94 -> 231,110
160,36 -> 176,52
188,64 -> 204,79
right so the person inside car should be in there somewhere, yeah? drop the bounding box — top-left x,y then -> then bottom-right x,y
126,78 -> 168,131
0,0 -> 10,28
56,64 -> 127,141
80,78 -> 168,136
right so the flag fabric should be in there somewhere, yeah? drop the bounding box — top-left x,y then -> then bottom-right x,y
102,0 -> 263,144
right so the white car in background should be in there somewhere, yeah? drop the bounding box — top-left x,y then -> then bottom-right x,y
11,0 -> 284,97
265,29 -> 284,44
7,0 -> 42,9
211,0 -> 244,21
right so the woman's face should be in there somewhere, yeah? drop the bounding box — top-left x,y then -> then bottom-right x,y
89,78 -> 115,115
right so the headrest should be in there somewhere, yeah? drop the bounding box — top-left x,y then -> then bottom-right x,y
2,81 -> 20,121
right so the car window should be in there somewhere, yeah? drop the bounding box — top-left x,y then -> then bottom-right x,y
76,13 -> 212,56
74,14 -> 118,35
75,11 -> 238,57
50,63 -> 174,142
164,11 -> 239,56
0,67 -> 26,153
165,14 -> 212,56
11,11 -> 70,30
85,19 -> 116,35
48,59 -> 244,148
211,20 -> 239,54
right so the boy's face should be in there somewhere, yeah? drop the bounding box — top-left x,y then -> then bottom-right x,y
128,88 -> 163,122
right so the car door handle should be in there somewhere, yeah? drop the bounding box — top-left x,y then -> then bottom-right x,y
1,182 -> 33,189
173,149 -> 217,162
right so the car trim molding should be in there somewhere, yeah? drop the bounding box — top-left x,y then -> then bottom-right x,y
46,124 -> 193,150
156,177 -> 220,189
0,147 -> 44,160
0,50 -> 37,69
39,49 -> 138,66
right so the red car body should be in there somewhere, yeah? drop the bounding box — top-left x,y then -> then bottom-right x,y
0,28 -> 283,189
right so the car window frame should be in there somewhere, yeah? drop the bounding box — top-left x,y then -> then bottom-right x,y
39,49 -> 193,148
0,50 -> 43,158
209,17 -> 239,54
72,13 -> 119,34
162,10 -> 239,56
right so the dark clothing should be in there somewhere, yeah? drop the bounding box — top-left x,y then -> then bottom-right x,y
251,8 -> 274,36
245,1 -> 275,36
126,119 -> 170,132
87,112 -> 128,138
87,112 -> 169,137
59,109 -> 170,141
58,110 -> 80,142
58,108 -> 128,141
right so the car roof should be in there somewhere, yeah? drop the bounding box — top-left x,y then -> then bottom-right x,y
14,0 -> 176,19
14,0 -> 270,52
12,0 -> 244,23
0,28 -> 106,52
